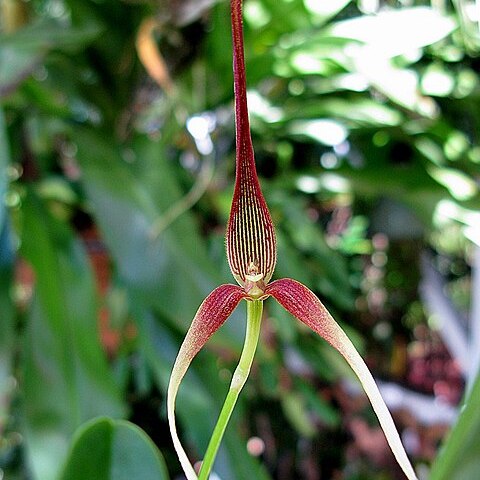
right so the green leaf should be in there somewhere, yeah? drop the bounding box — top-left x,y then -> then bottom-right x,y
285,98 -> 403,128
313,8 -> 456,115
335,162 -> 453,225
60,417 -> 169,480
0,224 -> 14,438
281,391 -> 317,437
0,19 -> 103,51
326,7 -> 456,58
304,0 -> 351,26
0,107 -> 9,230
429,371 -> 480,480
296,378 -> 340,428
0,19 -> 102,97
0,45 -> 41,97
20,192 -> 126,480
0,107 -> 14,434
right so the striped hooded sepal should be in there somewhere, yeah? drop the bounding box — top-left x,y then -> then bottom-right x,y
226,156 -> 277,294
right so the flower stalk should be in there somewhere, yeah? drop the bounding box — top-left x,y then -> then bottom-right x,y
167,1 -> 419,479
198,300 -> 263,480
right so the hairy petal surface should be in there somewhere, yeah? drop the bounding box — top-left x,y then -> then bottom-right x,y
267,278 -> 418,480
226,0 -> 276,288
167,284 -> 246,480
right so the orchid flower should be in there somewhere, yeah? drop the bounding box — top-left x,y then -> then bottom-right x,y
167,1 -> 418,479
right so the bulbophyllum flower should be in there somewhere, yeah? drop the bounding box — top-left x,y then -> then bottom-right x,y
167,1 -> 418,479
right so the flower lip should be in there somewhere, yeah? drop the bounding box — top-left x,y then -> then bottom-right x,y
244,262 -> 267,298
245,262 -> 264,283
245,273 -> 264,282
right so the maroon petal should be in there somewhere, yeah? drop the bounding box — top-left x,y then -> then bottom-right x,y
226,0 -> 277,290
267,278 -> 418,480
167,284 -> 246,480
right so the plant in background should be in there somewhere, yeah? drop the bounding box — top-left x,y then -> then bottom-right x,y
167,1 -> 418,480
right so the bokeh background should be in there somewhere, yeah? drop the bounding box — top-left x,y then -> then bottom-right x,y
1,0 -> 480,479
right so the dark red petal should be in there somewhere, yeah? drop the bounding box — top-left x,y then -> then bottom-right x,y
167,284 -> 246,480
226,0 -> 276,288
267,278 -> 418,480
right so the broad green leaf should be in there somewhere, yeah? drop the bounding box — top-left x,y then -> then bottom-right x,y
428,166 -> 478,201
60,417 -> 169,480
421,64 -> 456,97
285,98 -> 403,128
0,222 -> 14,438
0,108 -> 14,433
289,119 -> 348,146
334,163 -> 454,225
281,391 -> 316,437
0,46 -> 41,97
354,59 -> 436,116
303,0 -> 351,25
0,20 -> 102,97
429,371 -> 480,480
316,8 -> 456,114
275,37 -> 350,78
0,19 -> 103,51
0,107 -> 9,230
20,192 -> 126,480
326,7 -> 456,58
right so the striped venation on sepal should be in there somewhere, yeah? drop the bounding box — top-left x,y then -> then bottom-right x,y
226,0 -> 277,287
226,156 -> 277,286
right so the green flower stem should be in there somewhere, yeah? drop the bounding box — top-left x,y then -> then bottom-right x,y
198,300 -> 263,480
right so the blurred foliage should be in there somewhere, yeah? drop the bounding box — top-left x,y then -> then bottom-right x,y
429,370 -> 480,480
1,0 -> 479,479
